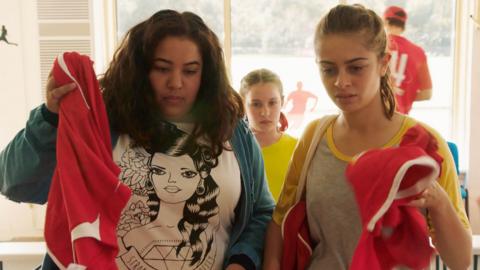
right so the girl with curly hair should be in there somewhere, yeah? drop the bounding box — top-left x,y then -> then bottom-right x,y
1,9 -> 274,270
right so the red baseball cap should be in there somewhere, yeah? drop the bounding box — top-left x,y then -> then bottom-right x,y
384,6 -> 407,23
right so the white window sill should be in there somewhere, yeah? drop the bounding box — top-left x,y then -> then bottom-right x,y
0,241 -> 45,262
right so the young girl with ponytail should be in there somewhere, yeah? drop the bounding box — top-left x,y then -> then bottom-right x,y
240,68 -> 297,201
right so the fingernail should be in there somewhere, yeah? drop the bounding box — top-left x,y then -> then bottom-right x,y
68,83 -> 76,89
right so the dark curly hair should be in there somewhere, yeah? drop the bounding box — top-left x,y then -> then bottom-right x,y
101,10 -> 244,158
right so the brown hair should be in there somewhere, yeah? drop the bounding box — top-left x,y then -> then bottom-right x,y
386,18 -> 406,30
101,10 -> 244,158
314,4 -> 396,119
239,68 -> 289,131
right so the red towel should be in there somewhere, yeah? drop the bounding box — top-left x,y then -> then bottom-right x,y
347,125 -> 442,270
45,52 -> 131,269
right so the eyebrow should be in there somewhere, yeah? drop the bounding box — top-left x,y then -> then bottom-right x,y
252,97 -> 280,100
250,97 -> 279,103
153,58 -> 201,66
319,57 -> 369,65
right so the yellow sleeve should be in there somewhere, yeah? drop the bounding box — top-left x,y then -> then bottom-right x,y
420,124 -> 471,234
272,119 -> 320,225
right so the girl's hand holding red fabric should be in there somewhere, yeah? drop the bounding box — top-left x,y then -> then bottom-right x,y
407,181 -> 451,214
45,70 -> 76,113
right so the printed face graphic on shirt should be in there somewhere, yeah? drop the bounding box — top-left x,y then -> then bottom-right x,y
150,153 -> 202,204
115,128 -> 221,270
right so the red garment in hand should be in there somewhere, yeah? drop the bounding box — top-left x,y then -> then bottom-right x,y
45,52 -> 131,269
346,125 -> 442,270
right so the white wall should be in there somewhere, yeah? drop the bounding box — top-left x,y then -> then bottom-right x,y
467,4 -> 480,233
0,0 -> 93,241
0,0 -> 45,241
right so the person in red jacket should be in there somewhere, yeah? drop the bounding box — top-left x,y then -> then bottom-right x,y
384,6 -> 433,114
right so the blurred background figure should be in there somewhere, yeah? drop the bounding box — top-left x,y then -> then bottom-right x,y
384,5 -> 432,115
0,25 -> 18,46
284,81 -> 318,129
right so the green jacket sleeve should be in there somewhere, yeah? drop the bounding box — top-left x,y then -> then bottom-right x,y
0,105 -> 57,204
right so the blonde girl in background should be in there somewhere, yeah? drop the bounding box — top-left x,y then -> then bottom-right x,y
263,4 -> 471,269
240,68 -> 297,201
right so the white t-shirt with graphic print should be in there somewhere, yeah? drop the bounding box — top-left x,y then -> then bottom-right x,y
112,123 -> 241,270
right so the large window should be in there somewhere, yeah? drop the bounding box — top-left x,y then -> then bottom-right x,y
116,0 -> 457,138
116,0 -> 224,42
353,0 -> 456,138
231,0 -> 338,136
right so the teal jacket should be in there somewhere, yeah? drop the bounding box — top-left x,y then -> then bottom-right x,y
0,105 -> 275,269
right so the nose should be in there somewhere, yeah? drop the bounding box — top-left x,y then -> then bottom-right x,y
260,106 -> 270,117
334,69 -> 352,88
167,173 -> 175,183
167,70 -> 183,90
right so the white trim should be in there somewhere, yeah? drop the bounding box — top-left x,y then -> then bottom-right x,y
66,264 -> 87,270
281,203 -> 297,240
69,215 -> 101,264
366,156 -> 440,232
56,53 -> 91,110
280,202 -> 313,254
297,234 -> 313,255
70,215 -> 101,242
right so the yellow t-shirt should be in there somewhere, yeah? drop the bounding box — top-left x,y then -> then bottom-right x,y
262,133 -> 297,201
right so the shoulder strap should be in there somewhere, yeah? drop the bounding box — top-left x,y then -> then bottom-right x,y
295,115 -> 337,202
